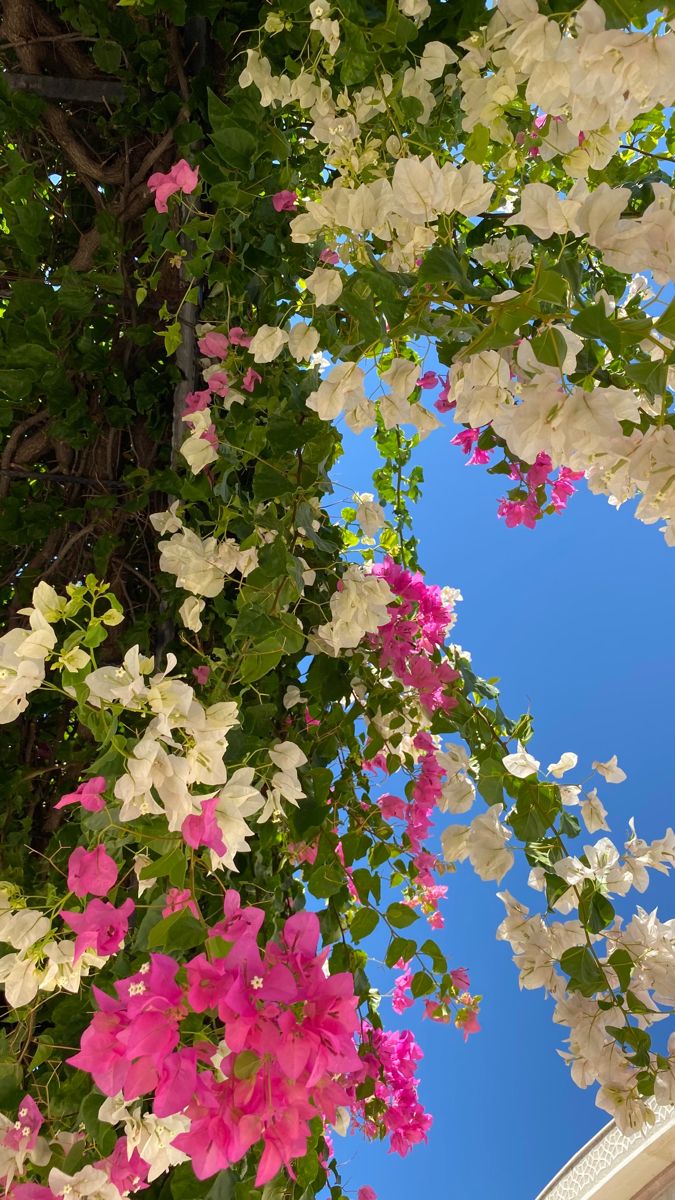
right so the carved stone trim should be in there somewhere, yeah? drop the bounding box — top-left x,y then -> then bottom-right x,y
535,1103 -> 675,1200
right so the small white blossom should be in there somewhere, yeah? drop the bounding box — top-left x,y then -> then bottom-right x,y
503,742 -> 540,779
592,755 -> 627,784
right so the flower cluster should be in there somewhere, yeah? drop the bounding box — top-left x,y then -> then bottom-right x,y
66,893 -> 432,1188
354,1028 -> 432,1156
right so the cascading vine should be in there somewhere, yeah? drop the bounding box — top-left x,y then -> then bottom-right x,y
0,0 -> 674,1198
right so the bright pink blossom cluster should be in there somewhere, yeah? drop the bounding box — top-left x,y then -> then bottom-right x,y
181,323 -> 261,460
370,558 -> 459,714
450,423 -> 583,529
61,897 -> 134,961
147,160 -> 199,213
354,1028 -> 432,1156
424,971 -> 481,1042
364,561 -> 459,925
54,775 -> 106,812
67,893 -> 430,1186
497,453 -> 583,530
68,893 -> 364,1187
450,426 -> 491,466
1,1095 -> 42,1159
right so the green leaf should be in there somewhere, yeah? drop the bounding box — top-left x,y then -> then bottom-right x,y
418,245 -> 474,291
233,1050 -> 260,1080
558,811 -> 581,839
350,908 -> 379,942
508,781 -> 560,841
475,755 -> 504,806
307,863 -> 345,899
559,946 -> 606,997
252,461 -> 296,502
578,882 -> 615,934
147,909 -> 204,952
626,989 -> 655,1015
387,902 -> 419,928
531,327 -> 568,370
163,322 -> 183,355
385,936 -> 417,967
625,358 -> 668,397
239,647 -> 284,684
655,296 -> 675,340
544,871 -> 572,909
420,938 -> 447,974
463,124 -> 490,165
608,948 -> 634,993
411,970 -> 435,998
571,303 -> 622,355
139,845 -> 186,887
530,269 -> 568,307
0,1040 -> 22,1108
93,40 -> 122,73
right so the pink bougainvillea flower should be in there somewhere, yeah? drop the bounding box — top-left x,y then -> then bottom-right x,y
241,367 -> 262,393
192,665 -> 210,685
392,968 -> 414,1015
55,776 -> 106,812
162,888 -> 199,919
467,447 -> 491,466
198,332 -> 229,358
12,1187 -> 54,1200
378,793 -> 406,821
2,1095 -> 43,1151
424,999 -> 450,1023
358,1189 -> 378,1200
551,467 -> 584,511
182,795 -> 226,858
304,707 -> 320,728
147,160 -> 199,213
526,451 -> 553,489
200,424 -> 219,448
61,897 -> 134,961
97,1137 -> 150,1193
182,389 -> 211,416
206,370 -> 229,397
319,248 -> 340,264
417,371 -> 439,390
497,494 -> 540,530
434,375 -> 453,413
228,326 -> 252,348
450,967 -> 470,991
460,1010 -> 481,1041
67,845 -> 118,898
451,427 -> 481,456
272,190 -> 298,212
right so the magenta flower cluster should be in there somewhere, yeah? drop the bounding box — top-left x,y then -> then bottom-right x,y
66,891 -> 430,1188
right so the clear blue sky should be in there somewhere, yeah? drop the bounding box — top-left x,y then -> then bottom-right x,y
330,393 -> 675,1200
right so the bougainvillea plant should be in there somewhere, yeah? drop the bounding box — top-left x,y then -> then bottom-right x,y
0,0 -> 674,1196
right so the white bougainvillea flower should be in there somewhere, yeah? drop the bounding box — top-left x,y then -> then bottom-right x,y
547,752 -> 578,778
418,40 -> 457,79
503,741 -> 540,778
305,267 -> 343,306
149,501 -> 182,535
397,0 -> 431,23
592,755 -> 627,783
581,789 -> 610,833
354,493 -> 385,537
287,322 -> 320,361
248,324 -> 288,362
178,597 -> 205,632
